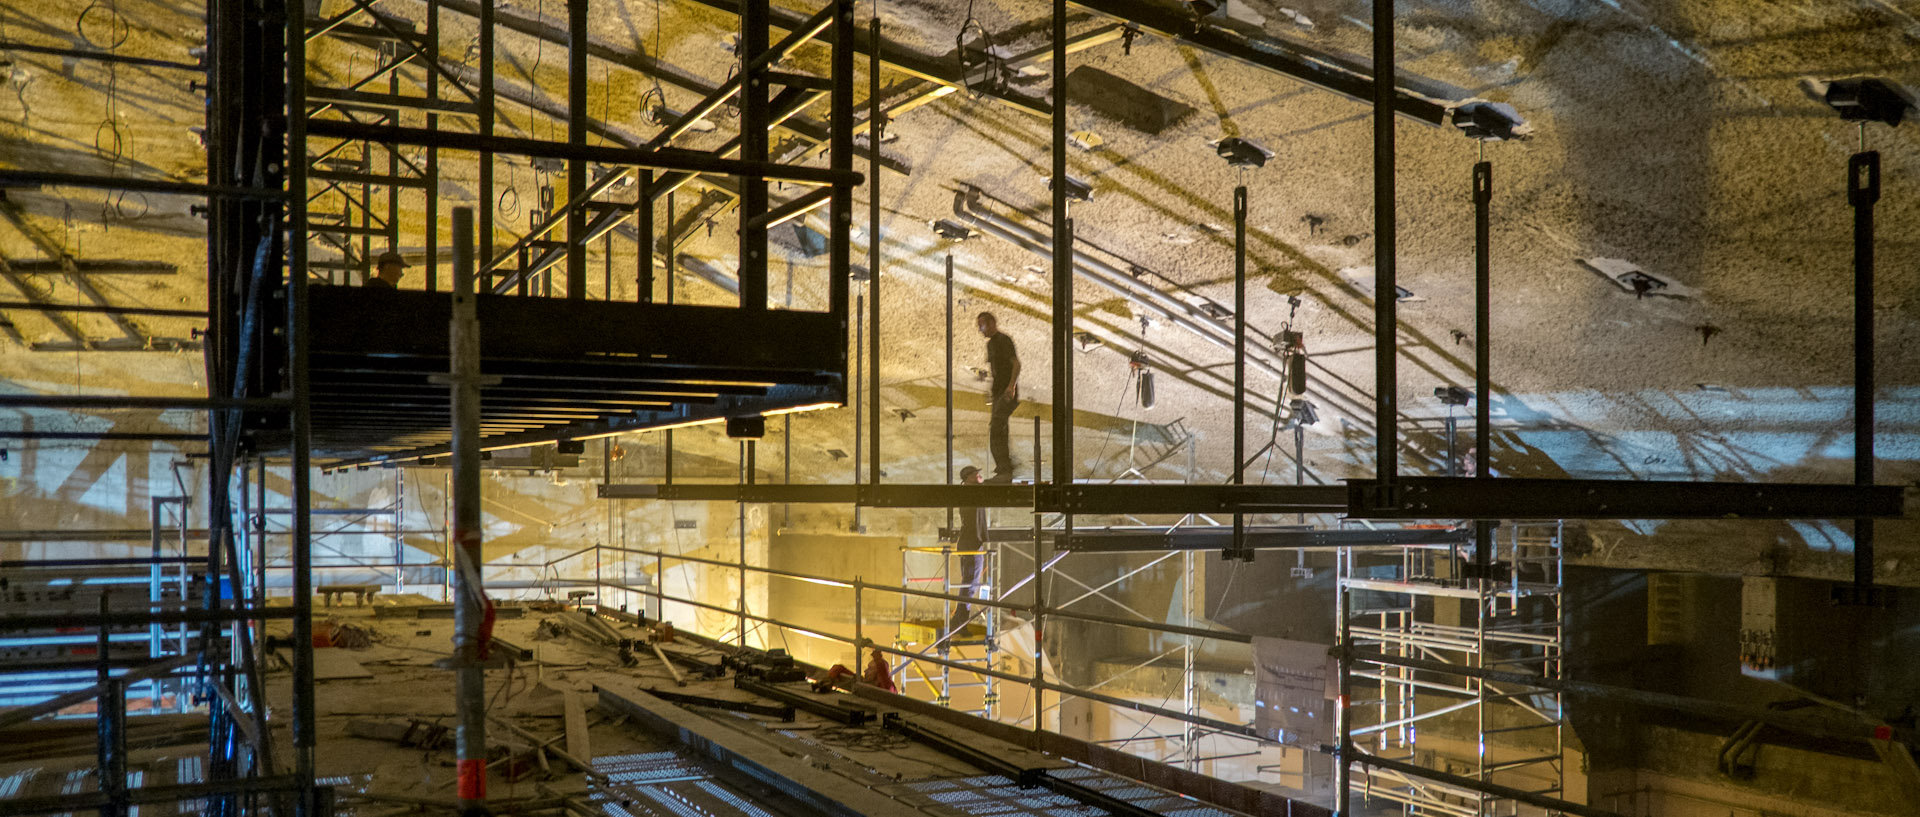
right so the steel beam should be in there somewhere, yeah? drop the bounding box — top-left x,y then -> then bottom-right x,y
304,120 -> 861,185
0,170 -> 285,200
1345,476 -> 1904,520
449,207 -> 489,809
1055,525 -> 1469,553
1353,751 -> 1624,817
1066,0 -> 1447,125
1039,483 -> 1347,514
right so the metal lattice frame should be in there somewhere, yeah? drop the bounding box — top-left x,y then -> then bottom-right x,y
1339,522 -> 1565,816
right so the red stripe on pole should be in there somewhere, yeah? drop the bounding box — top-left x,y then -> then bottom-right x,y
457,758 -> 486,800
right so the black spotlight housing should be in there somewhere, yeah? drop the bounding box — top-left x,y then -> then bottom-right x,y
1451,101 -> 1531,141
1434,386 -> 1472,406
556,439 -> 586,455
726,415 -> 766,439
1214,136 -> 1272,168
1130,351 -> 1156,410
1807,76 -> 1916,127
931,218 -> 976,242
1047,174 -> 1095,203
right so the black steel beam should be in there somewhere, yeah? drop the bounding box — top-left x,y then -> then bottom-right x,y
0,300 -> 207,318
0,431 -> 207,442
1066,0 -> 1447,125
1352,751 -> 1624,817
732,677 -> 872,725
0,169 -> 286,200
1057,525 -> 1470,553
1038,483 -> 1348,514
687,0 -> 1050,118
644,687 -> 795,721
1346,476 -> 1905,520
599,482 -> 1036,508
304,120 -> 861,186
0,395 -> 288,411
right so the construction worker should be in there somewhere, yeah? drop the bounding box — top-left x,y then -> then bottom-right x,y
976,311 -> 1020,482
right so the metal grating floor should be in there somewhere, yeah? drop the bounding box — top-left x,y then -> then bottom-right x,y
883,768 -> 1244,817
589,751 -> 807,817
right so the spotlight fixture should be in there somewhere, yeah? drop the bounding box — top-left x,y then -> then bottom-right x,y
1802,76 -> 1916,127
1433,386 -> 1472,406
556,439 -> 586,455
726,415 -> 766,439
1450,100 -> 1532,142
1293,399 -> 1320,427
1046,174 -> 1095,203
1213,136 -> 1273,169
1074,332 -> 1104,352
1130,351 -> 1156,409
930,218 -> 977,242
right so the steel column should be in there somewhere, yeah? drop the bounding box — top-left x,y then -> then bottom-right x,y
868,14 -> 882,489
1473,160 -> 1493,576
946,252 -> 955,529
449,208 -> 489,809
1231,184 -> 1247,562
738,0 -> 771,309
284,0 -> 317,808
1848,150 -> 1879,602
566,0 -> 589,299
1371,0 -> 1397,500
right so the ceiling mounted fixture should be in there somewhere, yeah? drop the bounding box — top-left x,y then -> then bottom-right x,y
1450,101 -> 1531,142
1803,76 -> 1916,127
1213,136 -> 1272,168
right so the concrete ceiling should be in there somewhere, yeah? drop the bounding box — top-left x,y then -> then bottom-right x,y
0,0 -> 1916,583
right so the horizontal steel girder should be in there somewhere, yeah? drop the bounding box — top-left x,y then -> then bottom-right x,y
1068,0 -> 1449,125
1348,476 -> 1906,520
305,119 -> 863,185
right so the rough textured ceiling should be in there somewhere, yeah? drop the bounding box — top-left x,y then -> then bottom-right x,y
0,0 -> 1916,581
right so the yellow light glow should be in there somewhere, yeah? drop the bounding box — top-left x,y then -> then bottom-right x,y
759,401 -> 843,417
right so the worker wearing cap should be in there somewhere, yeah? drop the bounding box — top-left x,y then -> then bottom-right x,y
368,250 -> 407,289
976,311 -> 1020,482
947,465 -> 990,635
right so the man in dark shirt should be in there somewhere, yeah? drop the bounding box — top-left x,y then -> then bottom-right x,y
948,465 -> 990,634
976,311 -> 1020,482
367,250 -> 407,289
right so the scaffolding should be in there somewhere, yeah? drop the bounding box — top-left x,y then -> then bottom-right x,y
892,544 -> 1002,717
1339,521 -> 1566,817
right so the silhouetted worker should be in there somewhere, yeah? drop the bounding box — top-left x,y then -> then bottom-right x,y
947,465 -> 990,634
367,250 -> 407,289
976,311 -> 1020,482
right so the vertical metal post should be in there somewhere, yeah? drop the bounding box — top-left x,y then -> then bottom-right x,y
868,14 -> 882,490
738,0 -> 770,309
284,0 -> 317,805
853,576 -> 864,674
449,207 -> 488,811
1231,185 -> 1247,561
1473,160 -> 1493,575
98,677 -> 127,817
1336,549 -> 1353,816
478,0 -> 495,292
1031,416 -> 1045,732
424,0 -> 440,292
946,252 -> 955,530
1849,150 -> 1879,601
827,0 -> 853,325
739,442 -> 750,646
1372,0 -> 1398,498
566,0 -> 588,299
665,192 -> 676,484
1047,5 -> 1070,731
638,171 -> 654,302
853,290 -> 864,529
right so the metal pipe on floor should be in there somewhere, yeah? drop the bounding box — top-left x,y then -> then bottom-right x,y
449,207 -> 489,811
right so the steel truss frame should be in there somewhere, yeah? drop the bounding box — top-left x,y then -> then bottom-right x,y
1338,521 -> 1567,817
